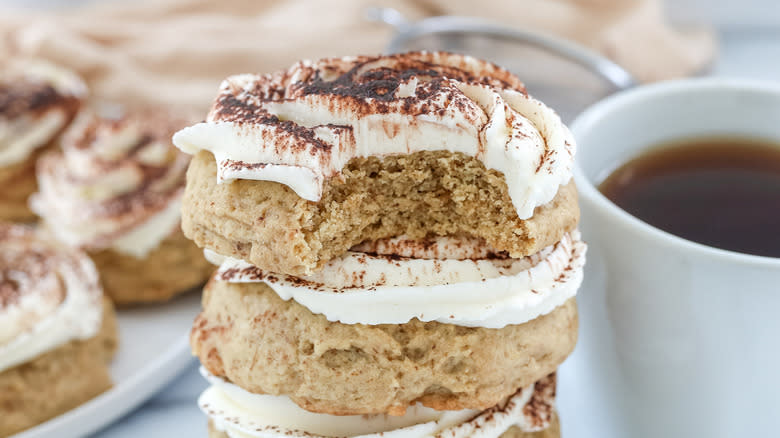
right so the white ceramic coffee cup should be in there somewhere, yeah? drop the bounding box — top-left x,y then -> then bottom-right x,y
571,79 -> 780,438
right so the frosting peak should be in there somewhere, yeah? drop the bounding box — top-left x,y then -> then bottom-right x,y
173,52 -> 576,219
30,109 -> 189,257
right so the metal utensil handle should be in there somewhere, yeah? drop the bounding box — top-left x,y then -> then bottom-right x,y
367,7 -> 637,90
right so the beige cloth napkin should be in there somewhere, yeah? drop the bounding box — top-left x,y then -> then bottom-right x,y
0,0 -> 714,111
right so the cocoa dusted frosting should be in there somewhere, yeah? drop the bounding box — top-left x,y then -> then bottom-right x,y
209,51 -> 524,126
173,51 -> 576,220
200,366 -> 557,438
0,81 -> 75,120
0,223 -> 102,373
208,231 -> 586,328
30,109 -> 190,258
0,60 -> 86,167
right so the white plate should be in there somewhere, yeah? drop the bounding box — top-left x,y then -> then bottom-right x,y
12,292 -> 201,438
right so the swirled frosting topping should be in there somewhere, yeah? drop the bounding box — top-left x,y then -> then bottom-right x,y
209,231 -> 585,329
0,223 -> 103,373
173,52 -> 575,219
30,110 -> 189,258
200,367 -> 556,438
0,60 -> 86,167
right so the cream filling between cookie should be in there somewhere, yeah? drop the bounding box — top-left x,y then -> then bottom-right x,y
208,231 -> 585,329
199,368 -> 551,438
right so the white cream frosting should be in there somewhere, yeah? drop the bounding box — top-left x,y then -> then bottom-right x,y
173,52 -> 575,220
30,110 -> 188,258
212,231 -> 585,329
199,368 -> 554,438
0,224 -> 103,373
0,60 -> 86,167
110,195 -> 184,258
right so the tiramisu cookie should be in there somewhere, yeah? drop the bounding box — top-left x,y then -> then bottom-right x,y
0,223 -> 117,437
30,110 -> 213,305
0,61 -> 86,222
174,52 -> 579,276
202,371 -> 561,438
192,232 -> 584,415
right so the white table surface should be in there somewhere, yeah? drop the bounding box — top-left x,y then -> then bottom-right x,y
88,27 -> 780,438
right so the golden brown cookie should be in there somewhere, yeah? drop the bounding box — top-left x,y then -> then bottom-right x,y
0,297 -> 118,437
90,228 -> 214,306
191,278 -> 578,416
183,150 -> 579,277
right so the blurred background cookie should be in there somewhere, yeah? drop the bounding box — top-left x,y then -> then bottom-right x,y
0,222 -> 117,437
0,60 -> 86,222
29,109 -> 213,305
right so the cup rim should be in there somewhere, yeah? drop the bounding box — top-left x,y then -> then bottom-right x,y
571,77 -> 780,267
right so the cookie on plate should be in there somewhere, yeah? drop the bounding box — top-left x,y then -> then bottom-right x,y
30,109 -> 213,305
0,223 -> 117,437
0,61 -> 86,222
173,52 -> 579,276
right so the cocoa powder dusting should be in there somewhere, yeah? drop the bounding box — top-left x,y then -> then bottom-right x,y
523,373 -> 556,429
207,52 -> 528,159
0,82 -> 72,119
0,271 -> 21,308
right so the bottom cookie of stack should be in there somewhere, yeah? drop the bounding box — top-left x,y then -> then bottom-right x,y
201,369 -> 560,438
192,231 -> 585,437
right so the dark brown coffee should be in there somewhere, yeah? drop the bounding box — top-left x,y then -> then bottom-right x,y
599,137 -> 780,257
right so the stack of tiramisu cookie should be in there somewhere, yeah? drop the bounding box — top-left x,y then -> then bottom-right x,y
174,52 -> 586,438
